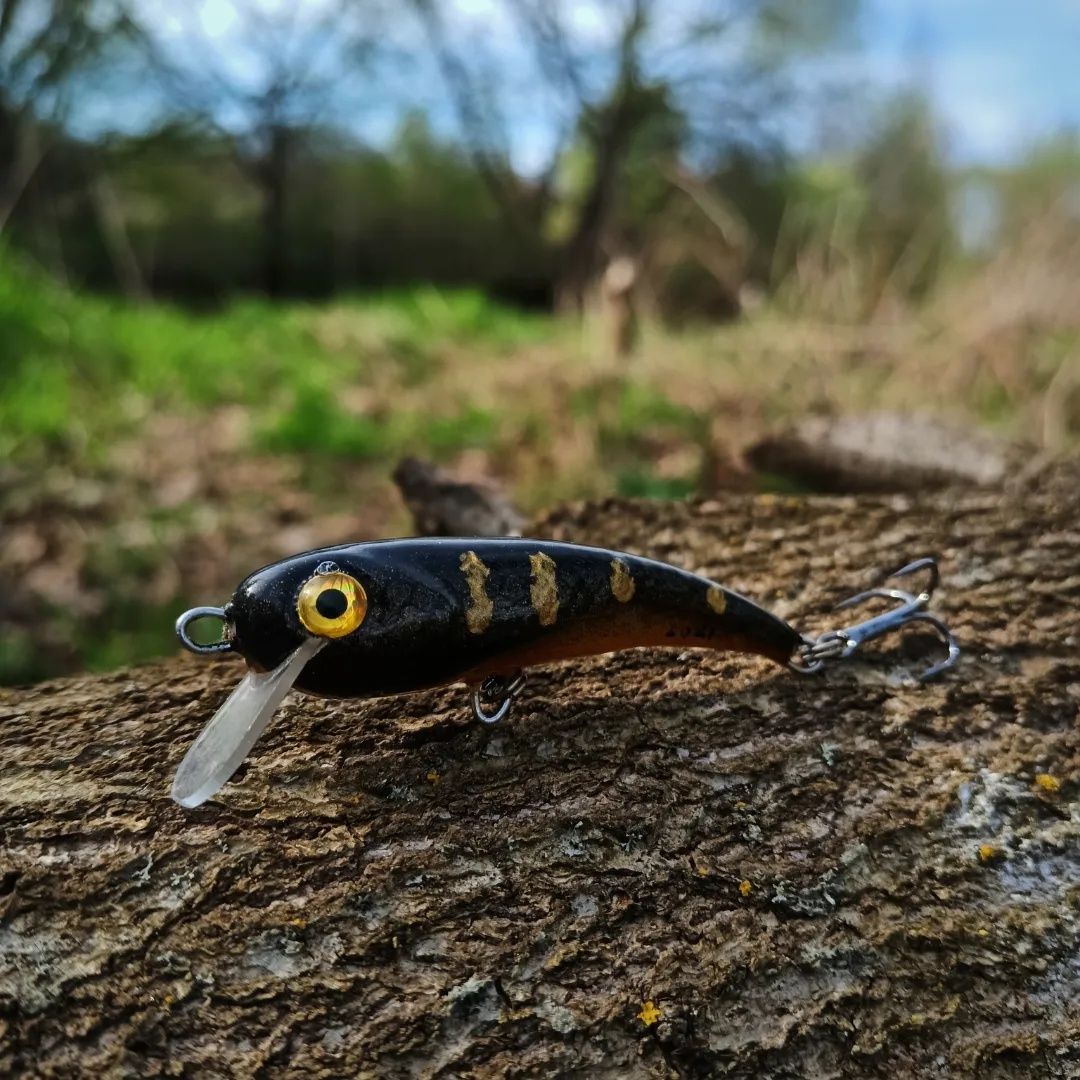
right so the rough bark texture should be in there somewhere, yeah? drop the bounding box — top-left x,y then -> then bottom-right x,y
3,478 -> 1080,1078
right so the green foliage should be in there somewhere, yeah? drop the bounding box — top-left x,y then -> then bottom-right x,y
0,629 -> 38,685
613,382 -> 702,438
568,379 -> 709,504
0,247 -> 543,465
0,248 -> 75,446
259,382 -> 393,459
74,607 -> 181,674
993,134 -> 1080,242
550,80 -> 684,257
422,406 -> 498,456
615,468 -> 698,500
9,113 -> 554,303
768,95 -> 957,318
0,269 -> 327,462
356,287 -> 548,349
855,95 -> 955,302
570,380 -> 702,437
259,389 -> 499,461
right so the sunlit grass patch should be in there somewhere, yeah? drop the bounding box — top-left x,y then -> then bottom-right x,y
258,382 -> 395,459
0,247 -> 549,465
615,468 -> 699,499
258,384 -> 499,461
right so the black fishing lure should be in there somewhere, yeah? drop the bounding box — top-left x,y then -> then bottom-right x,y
172,539 -> 958,806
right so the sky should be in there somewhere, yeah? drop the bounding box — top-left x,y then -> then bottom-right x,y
854,0 -> 1080,164
119,0 -> 1080,170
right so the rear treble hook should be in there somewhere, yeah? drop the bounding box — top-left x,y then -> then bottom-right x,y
790,557 -> 959,681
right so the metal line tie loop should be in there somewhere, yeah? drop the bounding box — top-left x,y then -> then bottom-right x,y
175,606 -> 234,655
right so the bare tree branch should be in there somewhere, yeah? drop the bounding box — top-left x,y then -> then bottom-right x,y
408,0 -> 531,235
139,0 -> 375,294
0,0 -> 139,236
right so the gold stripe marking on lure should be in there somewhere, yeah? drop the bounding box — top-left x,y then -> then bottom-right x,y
460,551 -> 494,634
529,552 -> 559,627
610,558 -> 635,603
706,585 -> 727,615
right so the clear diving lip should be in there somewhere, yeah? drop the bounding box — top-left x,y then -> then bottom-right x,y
171,636 -> 324,808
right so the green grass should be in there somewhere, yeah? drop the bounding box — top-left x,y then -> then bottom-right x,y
615,469 -> 699,499
258,382 -> 395,458
257,385 -> 498,461
0,248 -> 550,464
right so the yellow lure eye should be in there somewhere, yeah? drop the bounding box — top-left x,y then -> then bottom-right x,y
297,572 -> 367,638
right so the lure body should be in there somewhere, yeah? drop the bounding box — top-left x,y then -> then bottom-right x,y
229,538 -> 802,698
172,543 -> 957,806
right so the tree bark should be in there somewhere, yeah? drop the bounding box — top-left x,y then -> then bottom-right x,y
2,479 -> 1080,1077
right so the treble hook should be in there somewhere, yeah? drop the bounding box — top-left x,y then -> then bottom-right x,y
790,557 -> 959,681
470,671 -> 528,725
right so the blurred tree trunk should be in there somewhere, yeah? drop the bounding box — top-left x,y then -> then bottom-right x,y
3,481 -> 1080,1076
0,108 -> 43,233
89,166 -> 148,302
555,2 -> 647,314
556,91 -> 637,313
257,123 -> 290,298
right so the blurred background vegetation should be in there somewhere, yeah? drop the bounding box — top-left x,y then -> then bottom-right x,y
2,0 -> 1078,684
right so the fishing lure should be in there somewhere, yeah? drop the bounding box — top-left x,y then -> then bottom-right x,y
172,539 -> 959,807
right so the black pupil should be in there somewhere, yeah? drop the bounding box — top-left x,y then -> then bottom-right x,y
315,587 -> 349,619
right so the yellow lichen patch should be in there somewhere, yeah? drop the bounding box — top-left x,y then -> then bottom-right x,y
543,942 -> 580,971
739,879 -> 752,897
163,993 -> 176,1008
610,558 -> 635,603
426,770 -> 440,784
529,552 -> 559,627
499,1007 -> 532,1024
637,1000 -> 662,1027
706,585 -> 727,615
460,551 -> 493,634
289,917 -> 307,929
1035,773 -> 1061,793
734,800 -> 748,810
978,843 -> 1002,864
694,862 -> 709,877
977,928 -> 989,936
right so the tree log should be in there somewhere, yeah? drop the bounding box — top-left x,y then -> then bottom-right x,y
3,483 -> 1080,1078
743,413 -> 1016,493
